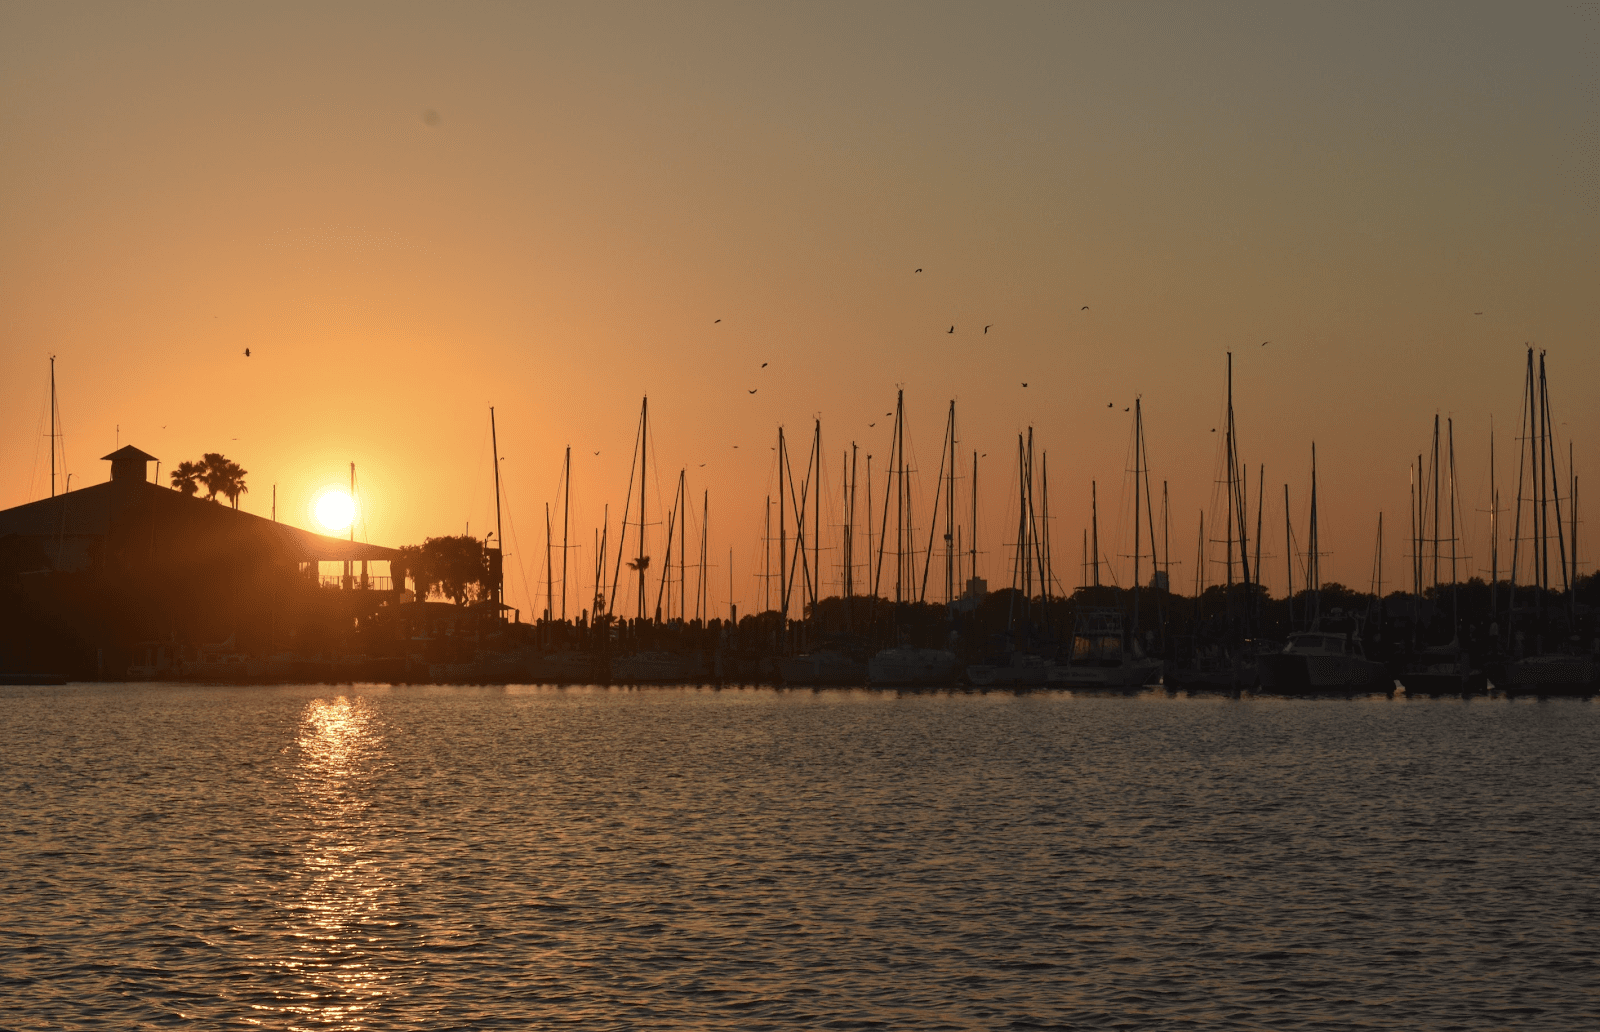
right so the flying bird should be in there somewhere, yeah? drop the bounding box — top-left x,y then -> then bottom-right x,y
714,318 -> 721,323
1474,312 -> 1483,316
243,348 -> 250,357
698,463 -> 706,467
593,450 -> 600,455
915,268 -> 923,273
1022,383 -> 1028,388
1107,402 -> 1113,408
984,325 -> 992,333
948,326 -> 955,333
1124,407 -> 1130,412
868,422 -> 876,427
1211,428 -> 1216,433
1081,306 -> 1090,311
749,389 -> 758,394
761,362 -> 768,368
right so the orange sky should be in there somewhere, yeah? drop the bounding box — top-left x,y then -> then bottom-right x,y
3,3 -> 1595,621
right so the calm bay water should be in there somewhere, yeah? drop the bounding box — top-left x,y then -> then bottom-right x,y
2,683 -> 1596,1030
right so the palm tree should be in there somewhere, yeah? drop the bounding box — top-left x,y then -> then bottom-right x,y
200,453 -> 229,501
220,460 -> 248,509
169,460 -> 204,496
198,453 -> 248,506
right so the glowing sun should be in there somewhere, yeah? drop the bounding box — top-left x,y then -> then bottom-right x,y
315,490 -> 355,533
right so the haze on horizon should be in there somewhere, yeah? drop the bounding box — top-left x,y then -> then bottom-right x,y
2,2 -> 1595,621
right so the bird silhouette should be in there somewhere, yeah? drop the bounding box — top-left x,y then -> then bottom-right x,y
1107,402 -> 1113,408
714,318 -> 721,323
868,422 -> 876,427
1211,429 -> 1216,433
1022,382 -> 1028,387
1081,306 -> 1090,311
915,268 -> 922,273
1124,407 -> 1130,412
698,463 -> 706,467
733,445 -> 739,449
984,325 -> 992,333
948,326 -> 955,333
749,389 -> 757,394
243,348 -> 251,357
1474,312 -> 1483,316
593,450 -> 600,455
886,412 -> 892,416
761,362 -> 768,367
1261,341 -> 1270,346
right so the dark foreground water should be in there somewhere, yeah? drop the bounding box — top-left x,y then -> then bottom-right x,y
2,684 -> 1596,1031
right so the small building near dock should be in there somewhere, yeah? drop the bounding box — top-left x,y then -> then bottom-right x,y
0,445 -> 409,678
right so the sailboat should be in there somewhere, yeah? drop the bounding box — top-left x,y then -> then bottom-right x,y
968,424 -> 1054,687
1396,416 -> 1486,694
779,418 -> 870,685
1496,349 -> 1596,696
1257,445 -> 1393,695
867,390 -> 956,686
1047,402 -> 1162,690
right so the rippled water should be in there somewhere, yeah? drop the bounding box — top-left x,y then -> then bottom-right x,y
2,684 -> 1596,1030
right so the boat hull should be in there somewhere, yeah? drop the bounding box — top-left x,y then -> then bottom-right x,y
1257,654 -> 1393,695
1046,658 -> 1163,690
1496,654 -> 1599,697
779,652 -> 867,686
868,648 -> 956,687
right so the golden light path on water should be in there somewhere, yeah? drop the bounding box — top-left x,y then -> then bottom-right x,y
274,696 -> 394,1030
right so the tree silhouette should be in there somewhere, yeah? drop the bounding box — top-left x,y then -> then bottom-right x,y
398,536 -> 489,605
198,453 -> 248,507
169,460 -> 204,496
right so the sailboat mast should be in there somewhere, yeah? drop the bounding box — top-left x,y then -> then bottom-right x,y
895,390 -> 904,605
561,446 -> 570,620
779,427 -> 788,621
1226,354 -> 1234,587
1284,484 -> 1293,630
1488,422 -> 1497,617
1133,399 -> 1142,636
1541,354 -> 1569,593
546,503 -> 554,621
491,408 -> 504,610
845,447 -> 854,601
813,418 -> 821,615
638,397 -> 648,621
866,454 -> 874,598
1014,435 -> 1026,600
49,356 -> 57,498
971,451 -> 979,589
679,469 -> 687,621
947,400 -> 956,604
1091,480 -> 1100,587
1431,415 -> 1440,595
1309,443 -> 1320,623
1449,417 -> 1458,634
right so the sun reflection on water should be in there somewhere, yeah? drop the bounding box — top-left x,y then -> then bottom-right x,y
277,695 -> 396,1030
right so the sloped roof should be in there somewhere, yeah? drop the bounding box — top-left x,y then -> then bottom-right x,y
100,445 -> 159,462
0,479 -> 399,562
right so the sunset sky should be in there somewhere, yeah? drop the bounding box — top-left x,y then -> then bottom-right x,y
3,2 -> 1595,621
